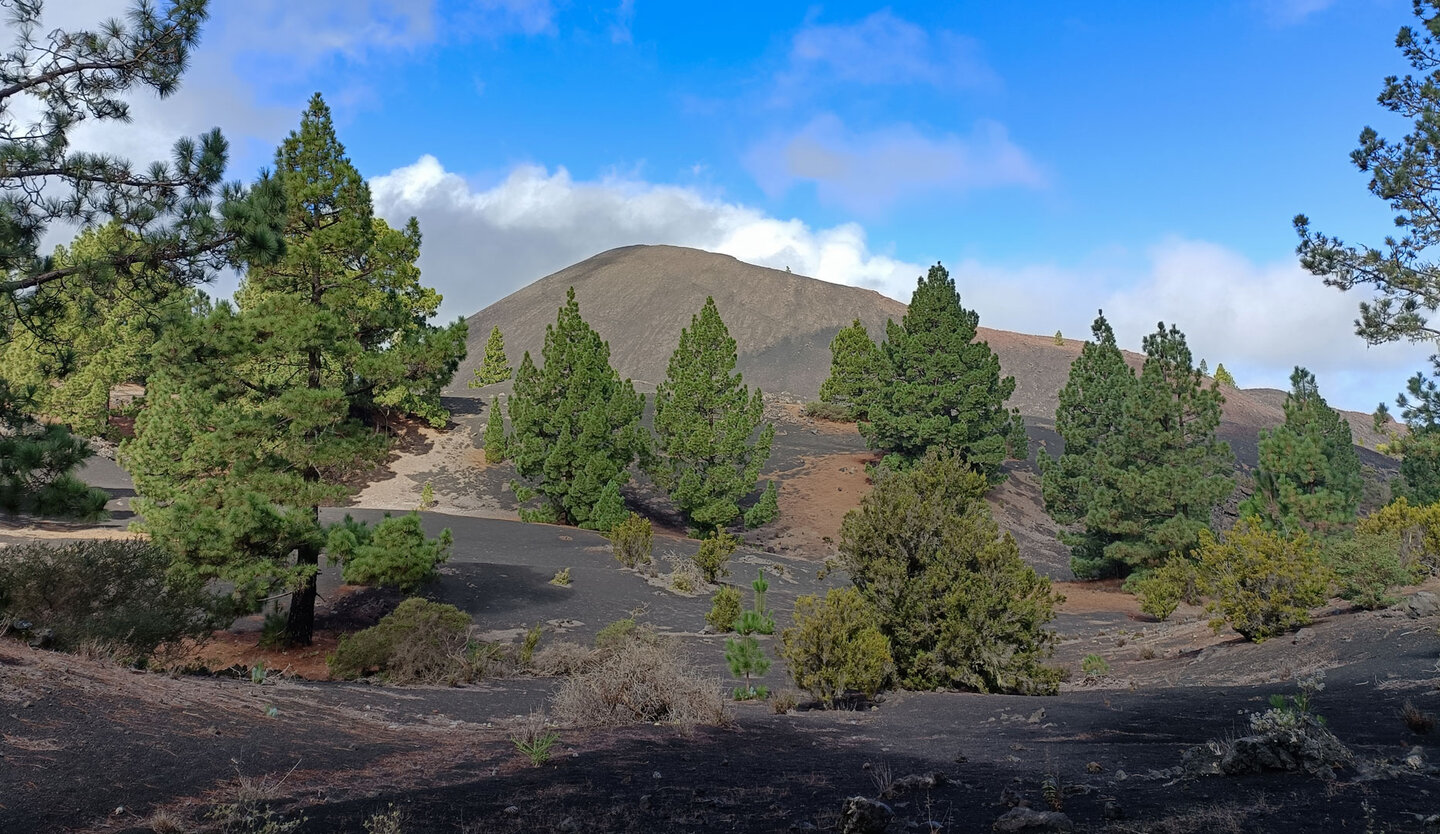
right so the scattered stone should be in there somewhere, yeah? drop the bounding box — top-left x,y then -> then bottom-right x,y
883,772 -> 947,797
1405,591 -> 1440,619
1291,628 -> 1314,645
1103,800 -> 1124,820
503,806 -> 519,815
992,807 -> 1074,832
1084,762 -> 1103,774
555,818 -> 577,832
1026,708 -> 1046,724
840,796 -> 894,834
27,628 -> 54,650
1112,769 -> 1127,781
998,786 -> 1025,807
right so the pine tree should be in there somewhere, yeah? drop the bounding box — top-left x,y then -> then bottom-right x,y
0,1 -> 283,516
470,325 -> 513,387
508,287 -> 645,529
652,297 -> 775,535
483,396 -> 508,463
124,95 -> 463,646
1097,323 -> 1235,576
1213,363 -> 1236,388
1040,311 -> 1136,574
1240,367 -> 1362,534
819,319 -> 884,420
863,263 -> 1024,479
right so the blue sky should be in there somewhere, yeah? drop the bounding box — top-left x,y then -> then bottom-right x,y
45,0 -> 1439,411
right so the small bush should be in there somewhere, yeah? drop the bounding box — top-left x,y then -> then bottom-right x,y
551,632 -> 730,727
1198,520 -> 1330,642
326,512 -> 453,591
510,711 -> 560,766
771,689 -> 800,714
706,586 -> 743,633
594,618 -> 637,650
780,587 -> 892,707
1081,653 -> 1110,677
743,481 -> 779,528
531,641 -> 596,676
1323,530 -> 1410,610
724,634 -> 771,698
609,513 -> 653,569
1133,558 -> 1197,621
0,539 -> 221,659
803,401 -> 851,422
519,623 -> 545,667
1401,699 -> 1436,734
364,805 -> 405,834
693,531 -> 738,584
328,598 -> 472,684
549,567 -> 572,587
1357,496 -> 1440,579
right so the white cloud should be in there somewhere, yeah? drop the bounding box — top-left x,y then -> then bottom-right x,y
745,114 -> 1045,213
369,154 -> 923,322
784,10 -> 998,92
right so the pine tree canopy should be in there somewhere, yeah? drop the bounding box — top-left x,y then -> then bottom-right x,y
862,263 -> 1024,479
1043,316 -> 1234,578
0,0 -> 285,517
819,319 -> 884,420
471,326 -> 513,387
1240,367 -> 1362,535
652,296 -> 776,535
508,287 -> 645,530
123,94 -> 463,646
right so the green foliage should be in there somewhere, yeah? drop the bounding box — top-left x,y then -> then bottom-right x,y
0,539 -> 221,658
1132,558 -> 1198,621
417,481 -> 436,512
1043,315 -> 1234,578
123,95 -> 465,646
483,396 -> 508,463
327,598 -> 472,683
733,570 -> 776,635
780,587 -> 893,707
550,567 -> 572,587
608,513 -> 654,569
693,531 -> 738,584
1197,520 -> 1331,642
594,618 -> 638,650
1240,367 -> 1362,535
724,634 -> 771,698
471,326 -> 513,386
509,287 -> 645,529
1054,330 -> 1064,346
1358,496 -> 1440,579
837,449 -> 1063,694
0,386 -> 109,519
802,401 -> 851,422
706,586 -> 743,632
325,513 -> 453,591
862,264 -> 1024,479
1080,654 -> 1111,677
819,319 -> 885,420
1322,529 -> 1410,609
743,480 -> 780,528
652,297 -> 775,534
510,719 -> 560,767
1212,363 -> 1236,388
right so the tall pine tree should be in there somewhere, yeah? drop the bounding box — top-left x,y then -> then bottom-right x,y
652,297 -> 776,534
124,94 -> 464,645
863,263 -> 1025,478
1040,311 -> 1136,572
470,325 -> 513,387
818,319 -> 884,420
1240,367 -> 1362,534
508,287 -> 645,530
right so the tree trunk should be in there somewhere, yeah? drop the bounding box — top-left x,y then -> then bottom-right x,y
284,539 -> 320,647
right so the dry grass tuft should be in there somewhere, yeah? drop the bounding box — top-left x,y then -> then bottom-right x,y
1401,699 -> 1436,734
551,634 -> 730,728
146,808 -> 189,833
531,641 -> 597,676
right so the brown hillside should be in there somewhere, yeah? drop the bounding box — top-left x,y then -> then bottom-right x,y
452,244 -> 1388,451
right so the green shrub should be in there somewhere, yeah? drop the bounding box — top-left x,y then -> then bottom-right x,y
724,634 -> 771,699
326,512 -> 453,591
693,531 -> 737,583
743,480 -> 780,528
0,539 -> 221,658
838,449 -> 1063,694
594,618 -> 638,650
706,586 -> 743,633
802,401 -> 851,422
1323,529 -> 1411,610
609,513 -> 653,569
483,396 -> 507,463
1357,497 -> 1440,580
1133,558 -> 1198,621
780,587 -> 892,707
1198,520 -> 1331,642
1081,653 -> 1110,676
328,598 -> 472,683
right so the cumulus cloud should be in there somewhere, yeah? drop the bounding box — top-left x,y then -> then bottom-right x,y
783,9 -> 998,92
745,114 -> 1045,213
369,154 -> 925,321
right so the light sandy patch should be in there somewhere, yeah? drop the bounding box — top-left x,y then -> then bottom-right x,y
351,423 -> 518,520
